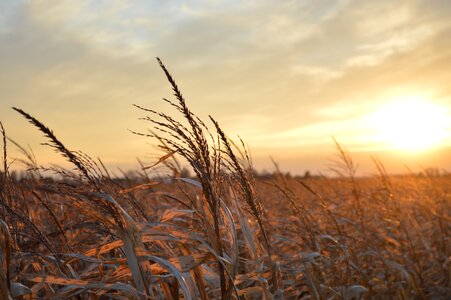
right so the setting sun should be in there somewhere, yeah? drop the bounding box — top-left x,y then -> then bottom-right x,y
369,97 -> 450,151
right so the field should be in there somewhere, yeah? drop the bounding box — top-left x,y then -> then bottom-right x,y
0,60 -> 450,299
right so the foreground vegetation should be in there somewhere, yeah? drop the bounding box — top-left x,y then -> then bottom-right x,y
0,59 -> 449,299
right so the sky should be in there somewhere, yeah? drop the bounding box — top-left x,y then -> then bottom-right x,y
1,0 -> 451,176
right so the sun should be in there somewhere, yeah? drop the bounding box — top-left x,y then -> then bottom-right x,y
369,96 -> 450,151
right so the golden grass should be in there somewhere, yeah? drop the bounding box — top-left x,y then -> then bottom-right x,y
0,59 -> 449,299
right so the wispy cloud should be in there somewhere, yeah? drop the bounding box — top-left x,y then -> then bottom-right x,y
1,0 -> 451,173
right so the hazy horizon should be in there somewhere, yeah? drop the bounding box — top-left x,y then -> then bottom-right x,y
1,0 -> 451,176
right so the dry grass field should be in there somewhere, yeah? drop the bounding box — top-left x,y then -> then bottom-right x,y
0,60 -> 449,299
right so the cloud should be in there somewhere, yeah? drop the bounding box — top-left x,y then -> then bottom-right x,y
291,64 -> 342,81
1,0 -> 451,173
